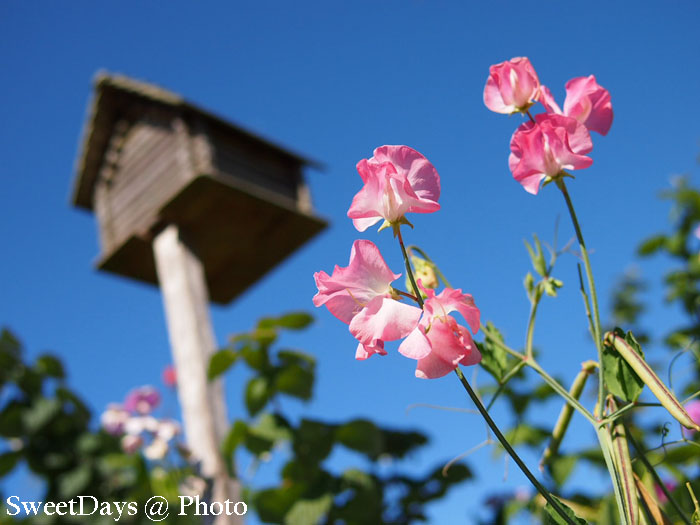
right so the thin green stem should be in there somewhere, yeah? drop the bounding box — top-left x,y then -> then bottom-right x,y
480,323 -> 525,360
396,228 -> 423,308
528,360 -> 598,426
525,295 -> 540,359
558,179 -> 605,413
597,425 -> 631,525
486,361 -> 526,411
625,424 -> 692,525
453,368 -> 578,525
407,245 -> 453,288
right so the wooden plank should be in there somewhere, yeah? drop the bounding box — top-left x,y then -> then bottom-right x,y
152,225 -> 241,525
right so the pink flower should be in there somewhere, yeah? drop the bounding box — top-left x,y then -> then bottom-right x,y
399,287 -> 481,379
162,365 -> 177,388
654,479 -> 677,504
121,434 -> 143,454
509,113 -> 593,194
682,400 -> 700,438
100,404 -> 130,435
124,386 -> 161,415
484,57 -> 541,114
347,146 -> 440,232
313,240 -> 422,357
539,76 -> 613,136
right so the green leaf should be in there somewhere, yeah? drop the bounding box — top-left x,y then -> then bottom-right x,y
525,235 -> 547,277
254,486 -> 304,524
249,413 -> 292,444
503,423 -> 550,448
284,493 -> 332,525
544,495 -> 587,524
222,421 -> 248,458
477,322 -> 508,381
275,364 -> 314,400
0,451 -> 21,477
293,419 -> 335,465
550,455 -> 577,486
58,463 -> 92,499
602,328 -> 644,402
23,398 -> 61,434
245,377 -> 271,416
273,312 -> 314,330
208,349 -> 238,379
637,234 -> 667,256
336,419 -> 383,458
35,354 -> 65,379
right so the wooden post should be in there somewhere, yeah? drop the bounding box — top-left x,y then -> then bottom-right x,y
153,224 -> 242,524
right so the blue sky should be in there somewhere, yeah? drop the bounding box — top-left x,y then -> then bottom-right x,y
1,1 -> 699,523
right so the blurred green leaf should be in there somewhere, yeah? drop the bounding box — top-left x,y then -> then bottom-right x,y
58,463 -> 92,499
284,493 -> 332,525
293,420 -> 335,465
208,349 -> 238,379
638,234 -> 667,256
35,354 -> 65,379
275,364 -> 313,401
23,398 -> 61,434
245,377 -> 271,416
259,312 -> 314,331
544,496 -> 587,524
336,419 -> 382,458
478,322 -> 508,381
0,451 -> 21,477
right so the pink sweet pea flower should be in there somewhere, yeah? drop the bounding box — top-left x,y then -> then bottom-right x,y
484,57 -> 541,114
347,145 -> 440,232
509,113 -> 593,194
124,386 -> 161,415
539,76 -> 613,136
100,404 -> 130,435
313,240 -> 422,356
682,400 -> 700,438
399,287 -> 481,379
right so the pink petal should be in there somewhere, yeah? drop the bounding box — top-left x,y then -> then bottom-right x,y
355,340 -> 386,360
398,326 -> 432,360
372,145 -> 441,207
423,288 -> 481,334
483,57 -> 540,114
415,351 -> 458,379
349,296 -> 422,344
563,76 -> 613,136
537,85 -> 562,114
313,240 -> 401,323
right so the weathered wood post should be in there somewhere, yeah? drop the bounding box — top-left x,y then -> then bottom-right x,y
71,73 -> 326,523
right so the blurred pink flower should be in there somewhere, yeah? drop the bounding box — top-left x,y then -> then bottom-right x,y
124,386 -> 161,415
100,404 -> 130,435
399,286 -> 481,379
538,76 -> 613,136
313,240 -> 421,357
682,400 -> 700,438
162,365 -> 177,388
121,434 -> 143,454
347,145 -> 440,232
654,479 -> 677,504
484,57 -> 540,114
509,113 -> 593,194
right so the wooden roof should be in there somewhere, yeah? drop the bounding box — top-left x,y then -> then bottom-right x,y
71,71 -> 322,210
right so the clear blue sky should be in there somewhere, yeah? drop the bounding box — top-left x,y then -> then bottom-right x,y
1,2 -> 699,523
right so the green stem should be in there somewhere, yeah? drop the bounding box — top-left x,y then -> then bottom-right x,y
396,228 -> 423,308
454,368 -> 578,525
597,425 -> 631,525
525,294 -> 540,359
625,424 -> 692,525
486,361 -> 526,411
557,179 -> 605,414
528,360 -> 598,426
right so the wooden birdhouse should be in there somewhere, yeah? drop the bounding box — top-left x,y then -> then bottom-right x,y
72,72 -> 326,304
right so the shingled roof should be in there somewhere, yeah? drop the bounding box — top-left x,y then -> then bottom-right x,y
72,71 -> 322,211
